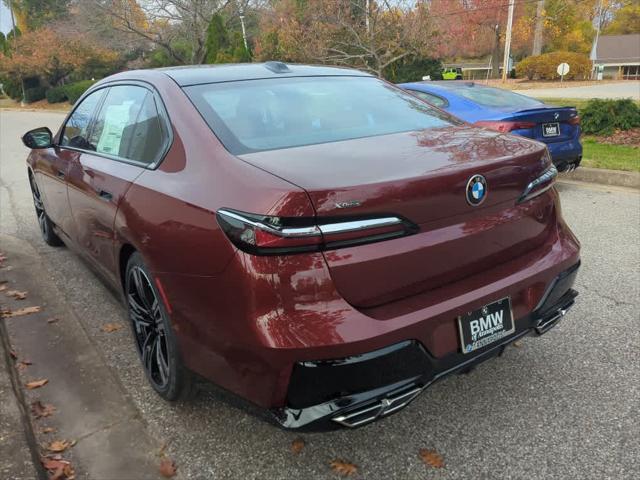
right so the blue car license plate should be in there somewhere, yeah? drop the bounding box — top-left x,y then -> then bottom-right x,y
543,122 -> 560,137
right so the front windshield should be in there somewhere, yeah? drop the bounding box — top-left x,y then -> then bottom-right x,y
185,76 -> 458,154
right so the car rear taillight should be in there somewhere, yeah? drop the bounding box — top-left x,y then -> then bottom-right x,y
216,209 -> 418,255
474,120 -> 536,133
567,115 -> 580,126
517,164 -> 558,204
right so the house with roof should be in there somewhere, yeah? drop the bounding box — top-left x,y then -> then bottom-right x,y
591,34 -> 640,80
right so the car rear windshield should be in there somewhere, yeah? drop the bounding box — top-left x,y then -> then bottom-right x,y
452,85 -> 543,109
184,76 -> 458,154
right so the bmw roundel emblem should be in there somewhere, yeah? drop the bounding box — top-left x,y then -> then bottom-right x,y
466,174 -> 487,206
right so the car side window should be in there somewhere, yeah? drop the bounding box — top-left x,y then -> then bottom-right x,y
60,89 -> 106,150
89,85 -> 165,165
410,90 -> 448,109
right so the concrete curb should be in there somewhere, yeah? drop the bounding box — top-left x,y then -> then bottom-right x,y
0,235 -> 171,480
560,167 -> 640,190
0,320 -> 46,480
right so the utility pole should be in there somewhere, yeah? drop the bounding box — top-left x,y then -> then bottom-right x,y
590,0 -> 604,79
501,0 -> 515,82
238,2 -> 248,52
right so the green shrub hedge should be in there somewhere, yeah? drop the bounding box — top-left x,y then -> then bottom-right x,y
45,85 -> 68,103
1,76 -> 22,99
581,99 -> 640,135
516,51 -> 591,80
24,86 -> 46,103
64,80 -> 95,104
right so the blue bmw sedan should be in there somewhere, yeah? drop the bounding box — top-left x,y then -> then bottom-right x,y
400,81 -> 582,171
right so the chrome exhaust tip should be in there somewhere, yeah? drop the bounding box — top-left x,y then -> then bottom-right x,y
332,386 -> 423,428
535,301 -> 574,335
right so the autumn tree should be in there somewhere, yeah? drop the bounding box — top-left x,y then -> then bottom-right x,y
3,0 -> 71,30
430,0 -> 511,76
255,0 -> 436,78
604,2 -> 640,34
0,28 -> 118,86
93,0 -> 255,64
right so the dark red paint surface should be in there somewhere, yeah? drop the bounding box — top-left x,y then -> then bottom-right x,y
27,68 -> 580,409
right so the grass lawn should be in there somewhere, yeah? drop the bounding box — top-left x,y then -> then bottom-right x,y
581,137 -> 639,172
537,97 -> 592,112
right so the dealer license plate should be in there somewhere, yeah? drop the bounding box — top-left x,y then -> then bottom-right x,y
458,297 -> 514,354
542,122 -> 560,137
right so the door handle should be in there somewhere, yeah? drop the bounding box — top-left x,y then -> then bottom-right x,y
56,169 -> 65,179
98,190 -> 113,201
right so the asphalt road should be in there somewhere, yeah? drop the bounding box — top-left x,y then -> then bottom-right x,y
515,80 -> 640,99
1,110 -> 639,479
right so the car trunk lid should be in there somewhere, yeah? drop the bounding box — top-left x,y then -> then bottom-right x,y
502,106 -> 579,143
239,125 -> 552,308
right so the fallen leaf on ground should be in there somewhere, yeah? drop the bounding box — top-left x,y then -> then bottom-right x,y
6,290 -> 27,300
41,456 -> 74,480
47,440 -> 71,453
2,306 -> 41,318
47,317 -> 59,324
159,458 -> 177,478
0,281 -> 7,292
512,340 -> 523,348
41,457 -> 68,470
42,427 -> 56,434
419,448 -> 445,468
291,437 -> 305,454
17,359 -> 33,371
330,459 -> 358,476
25,378 -> 49,389
101,322 -> 123,333
31,400 -> 55,418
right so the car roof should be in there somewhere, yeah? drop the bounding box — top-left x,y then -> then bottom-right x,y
156,62 -> 372,87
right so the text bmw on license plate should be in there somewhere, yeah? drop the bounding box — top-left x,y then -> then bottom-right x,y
458,297 -> 515,354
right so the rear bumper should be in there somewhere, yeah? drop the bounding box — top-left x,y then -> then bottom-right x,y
272,262 -> 580,429
546,139 -> 582,171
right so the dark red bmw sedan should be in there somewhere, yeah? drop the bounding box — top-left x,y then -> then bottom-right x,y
22,62 -> 580,428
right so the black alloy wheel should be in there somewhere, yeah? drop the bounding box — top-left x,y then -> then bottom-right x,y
125,253 -> 192,400
29,174 -> 63,246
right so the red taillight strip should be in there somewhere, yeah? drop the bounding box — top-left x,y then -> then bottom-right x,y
517,165 -> 558,204
217,209 -> 403,239
474,120 -> 536,133
217,209 -> 322,238
216,209 -> 413,255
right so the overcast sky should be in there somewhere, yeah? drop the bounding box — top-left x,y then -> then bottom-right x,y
1,2 -> 14,35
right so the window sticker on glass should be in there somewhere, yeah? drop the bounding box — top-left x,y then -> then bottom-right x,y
97,102 -> 135,155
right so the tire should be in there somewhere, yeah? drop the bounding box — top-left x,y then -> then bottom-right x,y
29,174 -> 64,247
125,252 -> 193,401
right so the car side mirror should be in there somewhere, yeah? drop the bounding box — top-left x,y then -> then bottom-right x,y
22,127 -> 54,149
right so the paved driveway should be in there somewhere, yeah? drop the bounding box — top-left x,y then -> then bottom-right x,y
1,110 -> 639,479
515,81 -> 640,99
